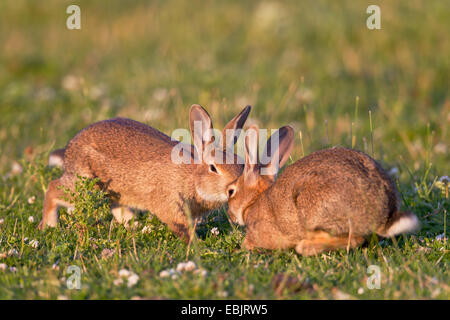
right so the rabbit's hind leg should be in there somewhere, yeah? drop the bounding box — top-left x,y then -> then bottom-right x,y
295,231 -> 364,256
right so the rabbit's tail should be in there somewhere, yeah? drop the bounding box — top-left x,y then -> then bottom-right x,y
48,148 -> 65,168
378,211 -> 420,238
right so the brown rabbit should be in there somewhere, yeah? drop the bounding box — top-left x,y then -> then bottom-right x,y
226,125 -> 419,256
39,104 -> 251,240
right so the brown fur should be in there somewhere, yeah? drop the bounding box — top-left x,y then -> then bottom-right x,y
227,125 -> 418,255
39,105 -> 251,240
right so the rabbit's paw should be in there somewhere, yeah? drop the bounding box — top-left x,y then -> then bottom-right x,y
295,240 -> 322,256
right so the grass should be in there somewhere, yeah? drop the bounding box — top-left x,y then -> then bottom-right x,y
0,0 -> 448,299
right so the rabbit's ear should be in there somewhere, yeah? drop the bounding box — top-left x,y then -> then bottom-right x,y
221,105 -> 251,151
261,126 -> 294,179
190,104 -> 215,161
243,125 -> 259,185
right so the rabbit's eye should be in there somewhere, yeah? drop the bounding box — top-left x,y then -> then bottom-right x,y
209,164 -> 218,174
227,186 -> 236,198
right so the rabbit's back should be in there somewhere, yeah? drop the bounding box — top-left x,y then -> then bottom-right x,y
272,147 -> 398,237
63,118 -> 191,205
65,118 -> 177,165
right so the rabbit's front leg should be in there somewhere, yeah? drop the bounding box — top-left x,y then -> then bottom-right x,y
157,205 -> 191,242
39,177 -> 75,230
241,237 -> 256,251
169,221 -> 190,243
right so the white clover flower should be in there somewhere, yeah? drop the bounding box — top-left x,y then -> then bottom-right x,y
435,176 -> 449,193
8,249 -> 18,256
332,289 -> 352,300
388,167 -> 399,176
176,263 -> 186,272
29,240 -> 39,249
118,269 -> 131,278
184,261 -> 196,272
194,269 -> 208,277
0,263 -> 7,271
218,291 -> 228,298
160,268 -> 177,278
116,269 -> 139,287
159,270 -> 171,278
9,266 -> 17,273
252,2 -> 286,33
141,226 -> 152,234
113,278 -> 124,286
132,221 -> 141,229
100,248 -> 115,259
357,287 -> 364,295
434,143 -> 447,154
0,218 -> 4,224
431,289 -> 442,298
176,261 -> 197,272
52,263 -> 59,270
127,273 -> 139,288
62,75 -> 81,91
210,227 -> 219,236
27,196 -> 36,204
11,162 -> 23,175
28,216 -> 35,223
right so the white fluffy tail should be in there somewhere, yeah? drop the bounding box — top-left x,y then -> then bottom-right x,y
48,148 -> 65,168
381,211 -> 420,238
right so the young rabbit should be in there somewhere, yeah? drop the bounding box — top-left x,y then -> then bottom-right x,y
39,104 -> 251,241
226,125 -> 419,256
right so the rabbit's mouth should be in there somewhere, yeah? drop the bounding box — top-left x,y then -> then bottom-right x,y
228,206 -> 245,226
235,210 -> 245,226
195,186 -> 227,203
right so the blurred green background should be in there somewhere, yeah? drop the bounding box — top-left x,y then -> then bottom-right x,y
0,0 -> 448,177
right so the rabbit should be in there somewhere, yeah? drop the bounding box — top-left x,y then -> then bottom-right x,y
226,125 -> 420,256
39,104 -> 251,241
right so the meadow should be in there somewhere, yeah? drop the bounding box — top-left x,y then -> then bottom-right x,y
0,0 -> 448,299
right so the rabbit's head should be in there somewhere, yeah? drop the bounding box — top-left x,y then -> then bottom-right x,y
226,125 -> 294,225
190,104 -> 251,204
